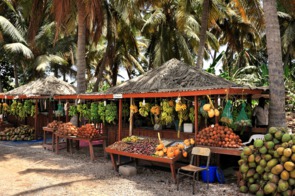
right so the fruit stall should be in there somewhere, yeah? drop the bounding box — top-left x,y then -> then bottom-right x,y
53,59 -> 267,181
0,76 -> 76,140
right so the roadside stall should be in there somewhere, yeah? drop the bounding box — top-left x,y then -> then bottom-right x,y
0,76 -> 76,142
54,58 -> 267,181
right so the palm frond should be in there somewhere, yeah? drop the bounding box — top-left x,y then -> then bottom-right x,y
3,43 -> 33,59
141,8 -> 166,33
0,16 -> 26,43
35,54 -> 68,71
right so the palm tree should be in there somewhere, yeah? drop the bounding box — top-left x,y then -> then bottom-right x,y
0,15 -> 33,87
263,0 -> 286,127
52,0 -> 104,93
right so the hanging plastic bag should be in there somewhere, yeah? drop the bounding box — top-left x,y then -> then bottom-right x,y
220,100 -> 233,125
234,102 -> 252,127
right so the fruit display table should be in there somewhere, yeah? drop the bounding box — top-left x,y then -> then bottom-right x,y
42,127 -> 55,151
55,133 -> 107,161
105,147 -> 182,183
0,121 -> 13,132
196,145 -> 242,166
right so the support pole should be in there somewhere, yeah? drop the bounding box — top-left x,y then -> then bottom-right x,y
118,99 -> 122,141
129,98 -> 133,136
194,96 -> 199,139
34,99 -> 38,140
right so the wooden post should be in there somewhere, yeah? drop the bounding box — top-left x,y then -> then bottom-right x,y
66,100 -> 69,122
118,99 -> 122,141
194,96 -> 199,139
129,98 -> 133,136
34,99 -> 38,140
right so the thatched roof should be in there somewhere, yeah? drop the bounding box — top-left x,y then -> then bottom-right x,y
105,58 -> 239,94
6,76 -> 76,97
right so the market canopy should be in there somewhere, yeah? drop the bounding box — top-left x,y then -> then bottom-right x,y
105,58 -> 239,94
54,58 -> 265,100
5,76 -> 76,99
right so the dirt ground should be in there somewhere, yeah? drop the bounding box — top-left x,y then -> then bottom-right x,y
0,141 -> 251,196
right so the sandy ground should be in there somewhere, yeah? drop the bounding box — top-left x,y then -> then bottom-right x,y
0,141 -> 251,196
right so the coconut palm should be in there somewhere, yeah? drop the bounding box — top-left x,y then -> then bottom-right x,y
0,15 -> 33,87
263,0 -> 286,127
52,0 -> 104,93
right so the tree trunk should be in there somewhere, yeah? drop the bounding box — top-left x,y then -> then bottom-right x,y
263,0 -> 286,127
0,76 -> 3,92
76,0 -> 87,93
196,0 -> 210,69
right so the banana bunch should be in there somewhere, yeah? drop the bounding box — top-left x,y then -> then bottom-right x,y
1,103 -> 9,114
17,102 -> 26,120
130,104 -> 138,114
23,100 -> 33,116
69,105 -> 78,116
160,100 -> 174,125
77,103 -> 90,120
90,102 -> 99,122
150,105 -> 161,115
122,135 -> 139,143
9,100 -> 18,116
139,102 -> 150,117
98,102 -> 106,123
30,105 -> 35,116
105,102 -> 117,124
175,100 -> 189,138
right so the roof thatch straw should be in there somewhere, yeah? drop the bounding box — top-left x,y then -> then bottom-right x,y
105,58 -> 239,94
6,76 -> 76,97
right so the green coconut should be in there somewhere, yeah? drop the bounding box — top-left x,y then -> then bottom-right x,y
282,133 -> 292,143
278,179 -> 289,192
263,182 -> 277,194
249,184 -> 260,193
254,139 -> 264,148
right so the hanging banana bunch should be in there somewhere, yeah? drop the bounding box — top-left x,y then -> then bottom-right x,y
69,105 -> 78,116
122,102 -> 129,119
175,98 -> 188,138
160,100 -> 174,125
9,100 -> 18,116
139,102 -> 150,117
105,102 -> 117,124
90,102 -> 99,122
98,102 -> 106,123
189,106 -> 195,123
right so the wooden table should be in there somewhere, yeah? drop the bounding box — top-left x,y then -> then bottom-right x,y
55,133 -> 108,161
42,127 -> 55,151
196,145 -> 242,166
105,148 -> 181,183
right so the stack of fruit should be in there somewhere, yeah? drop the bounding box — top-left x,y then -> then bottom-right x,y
239,127 -> 295,195
154,138 -> 195,159
77,124 -> 100,139
47,120 -> 63,131
195,124 -> 243,148
55,122 -> 78,136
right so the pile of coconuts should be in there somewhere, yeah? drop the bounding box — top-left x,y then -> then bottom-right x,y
238,127 -> 295,195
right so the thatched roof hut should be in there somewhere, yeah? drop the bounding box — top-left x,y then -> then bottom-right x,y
5,76 -> 76,98
104,58 -> 239,94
